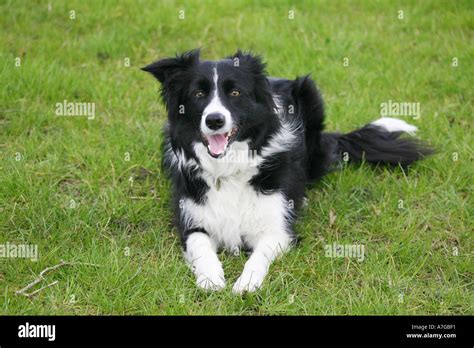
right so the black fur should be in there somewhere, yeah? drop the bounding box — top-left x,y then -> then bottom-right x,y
142,49 -> 433,247
322,126 -> 434,167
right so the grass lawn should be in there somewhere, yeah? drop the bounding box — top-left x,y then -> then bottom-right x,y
0,0 -> 472,315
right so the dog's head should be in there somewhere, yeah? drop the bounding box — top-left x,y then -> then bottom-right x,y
142,49 -> 276,158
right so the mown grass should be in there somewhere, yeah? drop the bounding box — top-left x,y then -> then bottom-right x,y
0,0 -> 472,315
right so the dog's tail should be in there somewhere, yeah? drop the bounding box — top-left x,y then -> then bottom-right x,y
320,117 -> 434,172
291,75 -> 433,181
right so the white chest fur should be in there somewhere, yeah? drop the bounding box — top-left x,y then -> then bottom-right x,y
180,141 -> 289,252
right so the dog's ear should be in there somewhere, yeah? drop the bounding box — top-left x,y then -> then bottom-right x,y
228,49 -> 267,75
141,49 -> 200,83
229,50 -> 274,108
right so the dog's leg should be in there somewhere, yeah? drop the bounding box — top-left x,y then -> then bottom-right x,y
184,232 -> 226,291
232,231 -> 292,294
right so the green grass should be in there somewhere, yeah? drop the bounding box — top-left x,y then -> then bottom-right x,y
0,0 -> 472,315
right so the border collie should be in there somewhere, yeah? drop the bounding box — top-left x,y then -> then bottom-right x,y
142,49 -> 432,294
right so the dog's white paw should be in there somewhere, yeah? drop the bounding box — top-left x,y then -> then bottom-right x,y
196,270 -> 226,291
232,268 -> 266,294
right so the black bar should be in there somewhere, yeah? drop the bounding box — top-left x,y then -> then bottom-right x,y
0,316 -> 472,346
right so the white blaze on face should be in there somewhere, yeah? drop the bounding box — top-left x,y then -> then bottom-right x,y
200,66 -> 234,157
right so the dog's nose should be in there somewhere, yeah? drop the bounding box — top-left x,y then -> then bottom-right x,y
205,113 -> 225,130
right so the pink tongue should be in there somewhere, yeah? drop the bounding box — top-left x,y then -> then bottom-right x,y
207,134 -> 228,155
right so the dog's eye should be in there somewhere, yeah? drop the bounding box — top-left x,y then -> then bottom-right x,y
194,91 -> 206,98
229,89 -> 241,97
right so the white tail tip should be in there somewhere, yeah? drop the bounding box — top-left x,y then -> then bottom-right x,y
371,117 -> 418,135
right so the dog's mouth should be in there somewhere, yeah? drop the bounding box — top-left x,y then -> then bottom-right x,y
201,128 -> 238,158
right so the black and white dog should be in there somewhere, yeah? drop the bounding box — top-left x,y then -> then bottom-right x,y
142,49 -> 432,293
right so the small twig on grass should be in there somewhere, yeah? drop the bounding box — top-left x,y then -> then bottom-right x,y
15,259 -> 101,298
15,260 -> 69,297
23,280 -> 59,298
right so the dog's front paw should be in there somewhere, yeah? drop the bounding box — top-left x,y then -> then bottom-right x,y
232,268 -> 266,294
196,269 -> 226,291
